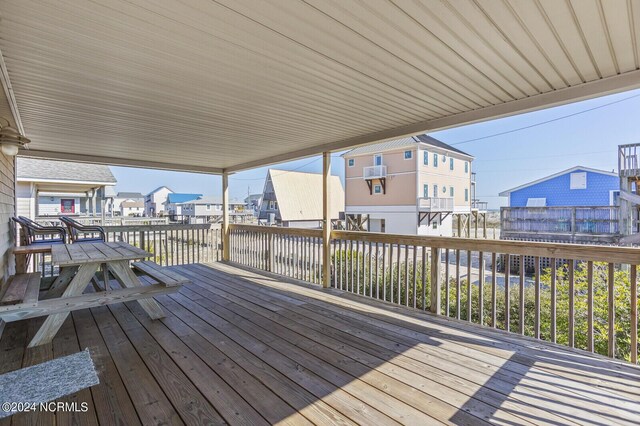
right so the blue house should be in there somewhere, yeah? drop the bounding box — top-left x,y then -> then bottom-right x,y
499,166 -> 620,245
499,166 -> 619,207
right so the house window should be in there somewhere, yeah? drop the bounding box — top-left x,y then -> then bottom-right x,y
274,201 -> 278,210
464,188 -> 469,202
433,153 -> 438,167
60,199 -> 75,213
374,154 -> 383,166
570,172 -> 587,189
433,184 -> 438,197
348,158 -> 355,167
433,221 -> 438,229
423,184 -> 428,198
450,158 -> 454,170
450,187 -> 454,197
373,184 -> 382,194
442,186 -> 447,194
464,161 -> 469,173
404,150 -> 413,160
423,151 -> 428,165
269,200 -> 275,210
206,204 -> 211,210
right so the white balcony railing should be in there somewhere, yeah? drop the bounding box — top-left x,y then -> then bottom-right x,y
363,165 -> 387,179
417,197 -> 454,211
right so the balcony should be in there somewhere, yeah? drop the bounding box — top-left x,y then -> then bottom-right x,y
619,143 -> 640,177
471,199 -> 488,211
501,206 -> 620,243
363,165 -> 387,179
418,196 -> 454,211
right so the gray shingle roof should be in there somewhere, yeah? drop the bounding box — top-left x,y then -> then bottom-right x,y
17,158 -> 116,183
342,134 -> 472,158
116,192 -> 144,199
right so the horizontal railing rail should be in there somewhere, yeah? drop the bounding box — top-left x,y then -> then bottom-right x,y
228,224 -> 640,365
36,216 -> 169,226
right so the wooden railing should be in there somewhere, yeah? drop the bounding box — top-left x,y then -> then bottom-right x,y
26,224 -> 222,278
36,216 -> 169,226
228,224 -> 324,285
227,224 -> 640,364
501,206 -> 620,243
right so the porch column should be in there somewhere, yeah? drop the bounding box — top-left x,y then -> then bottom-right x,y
322,152 -> 331,288
222,172 -> 230,261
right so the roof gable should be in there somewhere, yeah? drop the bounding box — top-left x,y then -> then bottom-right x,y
499,166 -> 618,196
267,169 -> 344,221
17,157 -> 116,184
342,134 -> 472,158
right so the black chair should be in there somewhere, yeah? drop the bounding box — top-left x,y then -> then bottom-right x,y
60,216 -> 106,243
12,216 -> 67,245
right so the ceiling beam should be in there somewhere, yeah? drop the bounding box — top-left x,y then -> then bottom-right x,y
225,70 -> 640,173
19,149 -> 223,175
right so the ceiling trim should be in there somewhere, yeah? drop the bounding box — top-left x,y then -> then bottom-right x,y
225,69 -> 640,173
0,47 -> 24,134
18,149 -> 222,175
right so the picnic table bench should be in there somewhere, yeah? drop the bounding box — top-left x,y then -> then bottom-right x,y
0,242 -> 189,347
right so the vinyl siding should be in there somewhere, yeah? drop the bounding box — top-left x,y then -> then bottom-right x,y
509,169 -> 618,207
0,153 -> 15,285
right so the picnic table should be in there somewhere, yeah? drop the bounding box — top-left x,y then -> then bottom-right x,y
23,242 -> 177,347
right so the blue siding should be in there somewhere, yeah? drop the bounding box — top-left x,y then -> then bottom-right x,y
509,169 -> 618,207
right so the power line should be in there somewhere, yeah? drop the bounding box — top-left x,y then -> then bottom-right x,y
449,92 -> 640,146
229,153 -> 343,181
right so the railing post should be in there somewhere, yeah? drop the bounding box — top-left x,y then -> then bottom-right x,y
322,152 -> 332,288
139,230 -> 145,251
222,172 -> 230,261
268,233 -> 274,272
430,247 -> 441,315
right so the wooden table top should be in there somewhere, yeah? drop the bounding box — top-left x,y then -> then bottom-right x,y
51,242 -> 151,267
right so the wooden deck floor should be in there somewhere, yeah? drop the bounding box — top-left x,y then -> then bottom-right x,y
1,262 -> 640,425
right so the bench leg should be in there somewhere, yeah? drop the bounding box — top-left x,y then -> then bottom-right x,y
108,261 -> 165,320
28,263 -> 99,347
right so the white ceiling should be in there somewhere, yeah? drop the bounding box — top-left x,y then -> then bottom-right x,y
1,0 -> 639,173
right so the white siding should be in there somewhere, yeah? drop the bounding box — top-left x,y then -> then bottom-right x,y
0,153 -> 15,285
38,196 -> 81,216
16,181 -> 34,218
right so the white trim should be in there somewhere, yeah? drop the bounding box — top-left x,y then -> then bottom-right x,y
498,166 -> 618,196
19,150 -> 223,174
346,170 -> 415,179
17,177 -> 116,186
0,48 -> 24,135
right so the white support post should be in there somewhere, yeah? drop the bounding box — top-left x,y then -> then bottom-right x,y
222,172 -> 230,261
322,152 -> 331,288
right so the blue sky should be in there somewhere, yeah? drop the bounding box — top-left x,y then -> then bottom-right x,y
112,88 -> 640,208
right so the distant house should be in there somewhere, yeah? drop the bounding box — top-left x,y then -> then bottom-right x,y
259,169 -> 344,228
244,193 -> 262,213
499,166 -> 620,244
113,192 -> 145,216
145,186 -> 173,217
16,158 -> 116,218
179,195 -> 245,223
343,135 -> 478,236
499,166 -> 619,207
164,193 -> 202,217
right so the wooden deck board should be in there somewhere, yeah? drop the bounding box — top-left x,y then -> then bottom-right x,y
0,262 -> 638,425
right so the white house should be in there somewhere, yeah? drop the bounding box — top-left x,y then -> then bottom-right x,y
113,192 -> 145,216
179,195 -> 245,223
145,186 -> 173,216
16,158 -> 117,218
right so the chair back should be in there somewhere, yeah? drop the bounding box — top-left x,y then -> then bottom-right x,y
60,216 -> 106,242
